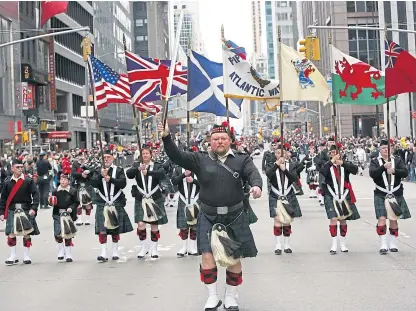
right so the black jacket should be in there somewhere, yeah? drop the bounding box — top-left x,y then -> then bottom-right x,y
126,162 -> 166,200
0,176 -> 39,215
266,161 -> 298,198
51,187 -> 79,221
319,160 -> 358,196
90,165 -> 126,205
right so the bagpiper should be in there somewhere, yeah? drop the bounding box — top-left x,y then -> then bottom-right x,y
266,147 -> 302,255
171,147 -> 200,257
320,144 -> 360,254
90,150 -> 133,262
49,171 -> 79,262
0,158 -> 40,265
302,144 -> 319,198
127,146 -> 168,259
369,139 -> 410,254
160,121 -> 262,311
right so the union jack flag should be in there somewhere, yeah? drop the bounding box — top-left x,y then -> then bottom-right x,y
88,55 -> 161,114
88,55 -> 130,110
385,39 -> 403,68
125,51 -> 188,106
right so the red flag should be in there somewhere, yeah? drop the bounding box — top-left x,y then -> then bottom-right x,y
40,1 -> 69,27
385,39 -> 416,98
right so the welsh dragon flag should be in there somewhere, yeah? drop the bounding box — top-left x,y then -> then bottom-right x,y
331,45 -> 388,105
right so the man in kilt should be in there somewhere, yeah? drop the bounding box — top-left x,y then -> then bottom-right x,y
126,147 -> 167,259
159,121 -> 262,311
302,144 -> 319,198
316,140 -> 331,206
171,149 -> 200,257
266,147 -> 302,255
0,158 -> 40,265
90,150 -> 133,262
50,172 -> 79,262
320,144 -> 360,254
71,153 -> 95,226
369,139 -> 410,254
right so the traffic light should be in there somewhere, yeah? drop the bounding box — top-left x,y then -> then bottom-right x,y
22,131 -> 29,143
193,112 -> 199,118
298,36 -> 321,60
142,112 -> 147,119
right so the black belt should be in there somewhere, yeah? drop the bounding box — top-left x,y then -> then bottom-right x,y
200,201 -> 243,216
10,203 -> 30,210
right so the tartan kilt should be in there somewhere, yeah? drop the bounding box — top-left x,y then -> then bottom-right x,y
94,202 -> 134,235
134,197 -> 168,225
323,194 -> 360,220
5,209 -> 40,236
268,193 -> 302,218
306,170 -> 319,185
374,195 -> 411,220
176,199 -> 198,229
243,196 -> 258,224
196,207 -> 258,258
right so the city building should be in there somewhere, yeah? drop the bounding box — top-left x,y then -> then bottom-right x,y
298,1 -> 416,137
0,2 -> 20,153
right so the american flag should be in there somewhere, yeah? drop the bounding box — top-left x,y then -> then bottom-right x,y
88,55 -> 161,114
385,39 -> 403,69
125,51 -> 187,106
88,55 -> 130,110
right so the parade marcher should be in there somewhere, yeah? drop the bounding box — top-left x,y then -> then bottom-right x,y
90,150 -> 133,262
127,147 -> 168,259
159,121 -> 262,311
302,145 -> 319,198
36,151 -> 52,209
71,153 -> 94,226
50,172 -> 79,262
285,147 -> 305,196
0,158 -> 40,265
171,148 -> 200,257
315,140 -> 331,205
320,144 -> 360,254
369,139 -> 410,254
266,147 -> 302,255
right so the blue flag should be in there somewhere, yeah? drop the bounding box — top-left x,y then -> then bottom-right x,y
187,51 -> 243,118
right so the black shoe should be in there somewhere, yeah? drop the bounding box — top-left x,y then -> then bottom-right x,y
23,260 -> 31,264
275,249 -> 282,255
5,259 -> 18,265
97,256 -> 108,262
224,305 -> 239,311
390,248 -> 398,253
151,255 -> 159,259
177,252 -> 186,258
330,250 -> 337,255
58,256 -> 64,261
66,258 -> 73,262
112,256 -> 119,261
284,248 -> 292,254
205,300 -> 222,311
379,248 -> 388,255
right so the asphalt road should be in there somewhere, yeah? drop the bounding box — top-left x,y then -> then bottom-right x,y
1,155 -> 416,311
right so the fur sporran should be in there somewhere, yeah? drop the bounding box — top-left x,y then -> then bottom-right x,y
60,211 -> 77,239
79,188 -> 92,206
332,199 -> 352,220
210,223 -> 241,268
142,197 -> 164,223
13,208 -> 34,236
185,203 -> 200,226
385,194 -> 401,221
103,204 -> 119,229
276,196 -> 294,225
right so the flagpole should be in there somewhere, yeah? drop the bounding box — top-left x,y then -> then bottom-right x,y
409,92 -> 414,141
122,34 -> 142,159
162,9 -> 184,129
186,39 -> 191,148
278,25 -> 284,154
86,56 -> 105,166
221,25 -> 231,131
328,33 -> 339,153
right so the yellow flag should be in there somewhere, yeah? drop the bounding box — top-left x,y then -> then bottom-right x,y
280,43 -> 330,104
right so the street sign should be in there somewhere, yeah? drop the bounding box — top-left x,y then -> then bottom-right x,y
26,114 -> 39,128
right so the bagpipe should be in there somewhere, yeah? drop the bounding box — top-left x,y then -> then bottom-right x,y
13,207 -> 34,236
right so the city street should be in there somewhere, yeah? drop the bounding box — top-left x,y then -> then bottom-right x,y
1,155 -> 416,311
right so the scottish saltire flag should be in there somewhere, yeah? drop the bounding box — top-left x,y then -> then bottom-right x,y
88,55 -> 130,110
188,50 -> 243,118
125,50 -> 187,106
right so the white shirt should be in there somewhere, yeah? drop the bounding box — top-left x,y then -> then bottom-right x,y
217,148 -> 235,163
11,174 -> 25,182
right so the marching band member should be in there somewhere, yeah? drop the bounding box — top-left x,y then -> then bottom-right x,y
302,145 -> 319,198
316,141 -> 330,205
369,139 -> 410,254
0,158 -> 40,265
171,148 -> 200,257
127,147 -> 168,259
72,154 -> 94,226
160,121 -> 262,311
320,144 -> 360,254
266,147 -> 302,255
50,172 -> 79,262
90,150 -> 133,262
285,147 -> 305,196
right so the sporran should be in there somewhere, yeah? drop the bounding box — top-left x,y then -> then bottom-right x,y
104,204 -> 119,229
60,211 -> 77,239
13,207 -> 34,236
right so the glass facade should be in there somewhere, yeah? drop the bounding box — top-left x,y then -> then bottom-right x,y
265,1 -> 274,78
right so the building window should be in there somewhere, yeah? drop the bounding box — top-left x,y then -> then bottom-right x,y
136,36 -> 144,41
347,1 -> 355,12
136,19 -> 144,27
66,1 -> 93,31
55,54 -> 84,86
51,17 -> 83,56
182,5 -> 186,9
277,13 -> 288,21
72,94 -> 83,118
